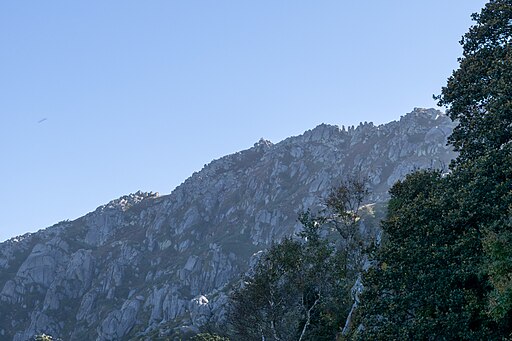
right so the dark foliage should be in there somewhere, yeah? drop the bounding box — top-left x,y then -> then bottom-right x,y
355,1 -> 512,339
437,0 -> 512,165
228,236 -> 349,341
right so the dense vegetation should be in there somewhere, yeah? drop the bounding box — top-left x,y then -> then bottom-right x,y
227,177 -> 371,341
226,1 -> 512,339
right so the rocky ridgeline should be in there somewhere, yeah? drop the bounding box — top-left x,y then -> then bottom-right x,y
0,108 -> 456,340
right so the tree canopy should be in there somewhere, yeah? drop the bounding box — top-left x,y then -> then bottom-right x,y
228,236 -> 349,341
437,0 -> 512,164
355,1 -> 512,339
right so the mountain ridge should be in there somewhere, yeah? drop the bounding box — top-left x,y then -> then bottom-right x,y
0,108 -> 456,340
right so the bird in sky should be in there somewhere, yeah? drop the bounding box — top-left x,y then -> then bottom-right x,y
37,118 -> 47,124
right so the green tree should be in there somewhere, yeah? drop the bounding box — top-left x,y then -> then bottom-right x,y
484,219 -> 512,322
323,177 -> 370,280
228,236 -> 348,341
355,1 -> 512,339
228,177 -> 371,340
437,0 -> 512,164
437,0 -> 512,334
354,170 -> 498,339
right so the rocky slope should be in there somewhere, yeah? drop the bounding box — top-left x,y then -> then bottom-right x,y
0,108 -> 456,340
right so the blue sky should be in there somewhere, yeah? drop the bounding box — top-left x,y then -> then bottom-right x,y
0,1 -> 487,242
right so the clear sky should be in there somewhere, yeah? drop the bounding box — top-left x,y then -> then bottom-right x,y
0,1 -> 487,242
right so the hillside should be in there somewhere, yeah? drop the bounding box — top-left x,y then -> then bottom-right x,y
0,108 -> 456,340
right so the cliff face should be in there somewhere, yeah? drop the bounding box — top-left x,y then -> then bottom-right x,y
0,108 -> 456,340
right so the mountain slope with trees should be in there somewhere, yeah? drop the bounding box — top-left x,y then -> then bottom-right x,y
226,1 -> 512,340
0,109 -> 454,340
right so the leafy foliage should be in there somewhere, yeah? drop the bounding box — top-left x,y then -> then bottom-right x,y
323,177 -> 371,283
437,0 -> 512,164
228,236 -> 349,341
228,176 -> 372,340
324,177 -> 369,236
354,170 -> 500,339
355,1 -> 512,339
484,223 -> 512,321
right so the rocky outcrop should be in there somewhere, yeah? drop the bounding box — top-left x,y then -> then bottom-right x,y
0,108 -> 456,340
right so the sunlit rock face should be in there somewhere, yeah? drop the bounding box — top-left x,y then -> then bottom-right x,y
0,108 -> 456,340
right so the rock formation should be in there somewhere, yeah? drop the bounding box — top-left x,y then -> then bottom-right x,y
0,108 -> 456,340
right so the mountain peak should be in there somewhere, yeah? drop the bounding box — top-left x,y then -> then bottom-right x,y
254,138 -> 273,149
404,107 -> 447,121
98,191 -> 159,212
